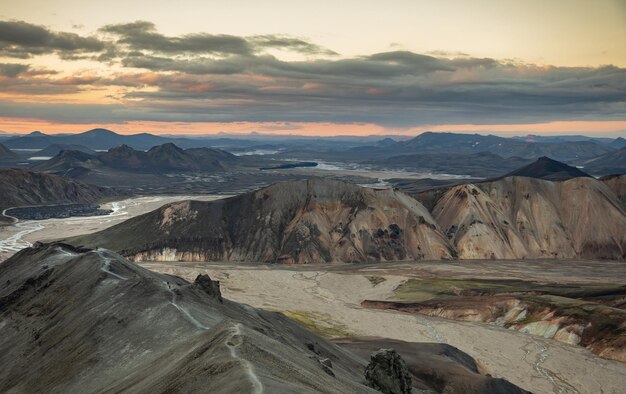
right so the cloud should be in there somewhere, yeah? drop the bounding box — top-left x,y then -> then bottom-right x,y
0,20 -> 106,58
0,19 -> 624,128
0,63 -> 29,77
99,21 -> 337,58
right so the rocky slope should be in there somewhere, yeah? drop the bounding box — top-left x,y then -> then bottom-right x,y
430,176 -> 626,259
502,156 -> 590,180
602,174 -> 626,210
0,243 -> 526,393
66,176 -> 626,262
0,168 -> 114,210
68,179 -> 454,263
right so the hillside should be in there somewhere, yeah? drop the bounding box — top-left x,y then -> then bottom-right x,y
0,243 -> 526,393
0,143 -> 18,162
430,177 -> 626,259
0,168 -> 113,209
37,144 -> 95,157
580,147 -> 626,176
67,179 -> 454,263
67,177 -> 626,262
502,156 -> 590,180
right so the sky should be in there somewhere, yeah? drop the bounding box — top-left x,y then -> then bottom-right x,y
0,0 -> 625,136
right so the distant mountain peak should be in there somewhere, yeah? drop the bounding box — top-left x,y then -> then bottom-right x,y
28,131 -> 47,136
505,156 -> 590,181
83,128 -> 117,136
148,142 -> 183,152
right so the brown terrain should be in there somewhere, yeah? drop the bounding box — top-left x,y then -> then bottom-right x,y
66,176 -> 626,263
67,178 -> 455,263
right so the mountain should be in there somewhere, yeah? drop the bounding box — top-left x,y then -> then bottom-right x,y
427,176 -> 626,260
0,168 -> 113,209
0,243 -> 526,393
377,151 -> 531,178
512,134 -> 615,144
503,156 -> 591,181
579,147 -> 626,176
34,143 -> 238,176
0,143 -> 19,161
66,176 -> 626,262
610,137 -> 626,149
1,131 -> 55,149
394,132 -> 614,160
36,144 -> 95,157
67,179 -> 454,263
3,129 -> 175,150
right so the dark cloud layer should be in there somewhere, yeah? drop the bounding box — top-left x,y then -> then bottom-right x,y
0,20 -> 105,58
0,19 -> 625,127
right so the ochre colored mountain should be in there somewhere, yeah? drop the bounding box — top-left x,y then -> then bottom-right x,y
67,177 -> 626,262
430,176 -> 626,259
68,179 -> 454,263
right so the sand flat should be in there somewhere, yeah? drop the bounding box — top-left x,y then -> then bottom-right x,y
140,261 -> 626,394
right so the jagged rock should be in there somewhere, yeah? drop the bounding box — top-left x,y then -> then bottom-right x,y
365,348 -> 412,394
193,274 -> 222,302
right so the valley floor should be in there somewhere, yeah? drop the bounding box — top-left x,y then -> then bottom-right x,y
140,260 -> 626,394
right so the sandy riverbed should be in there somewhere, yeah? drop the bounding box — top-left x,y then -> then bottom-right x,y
140,261 -> 626,394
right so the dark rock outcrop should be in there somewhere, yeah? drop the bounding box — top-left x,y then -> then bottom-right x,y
193,274 -> 222,302
365,348 -> 412,394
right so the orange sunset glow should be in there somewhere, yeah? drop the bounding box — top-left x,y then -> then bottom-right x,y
0,0 -> 624,137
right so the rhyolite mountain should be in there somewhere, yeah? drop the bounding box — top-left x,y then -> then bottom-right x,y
421,176 -> 626,259
67,178 -> 455,263
0,168 -> 114,210
0,243 -> 527,393
502,156 -> 590,181
66,177 -> 626,262
34,143 -> 239,176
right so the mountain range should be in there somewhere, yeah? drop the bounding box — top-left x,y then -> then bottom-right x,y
66,168 -> 626,262
2,129 -> 174,150
34,143 -> 240,176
